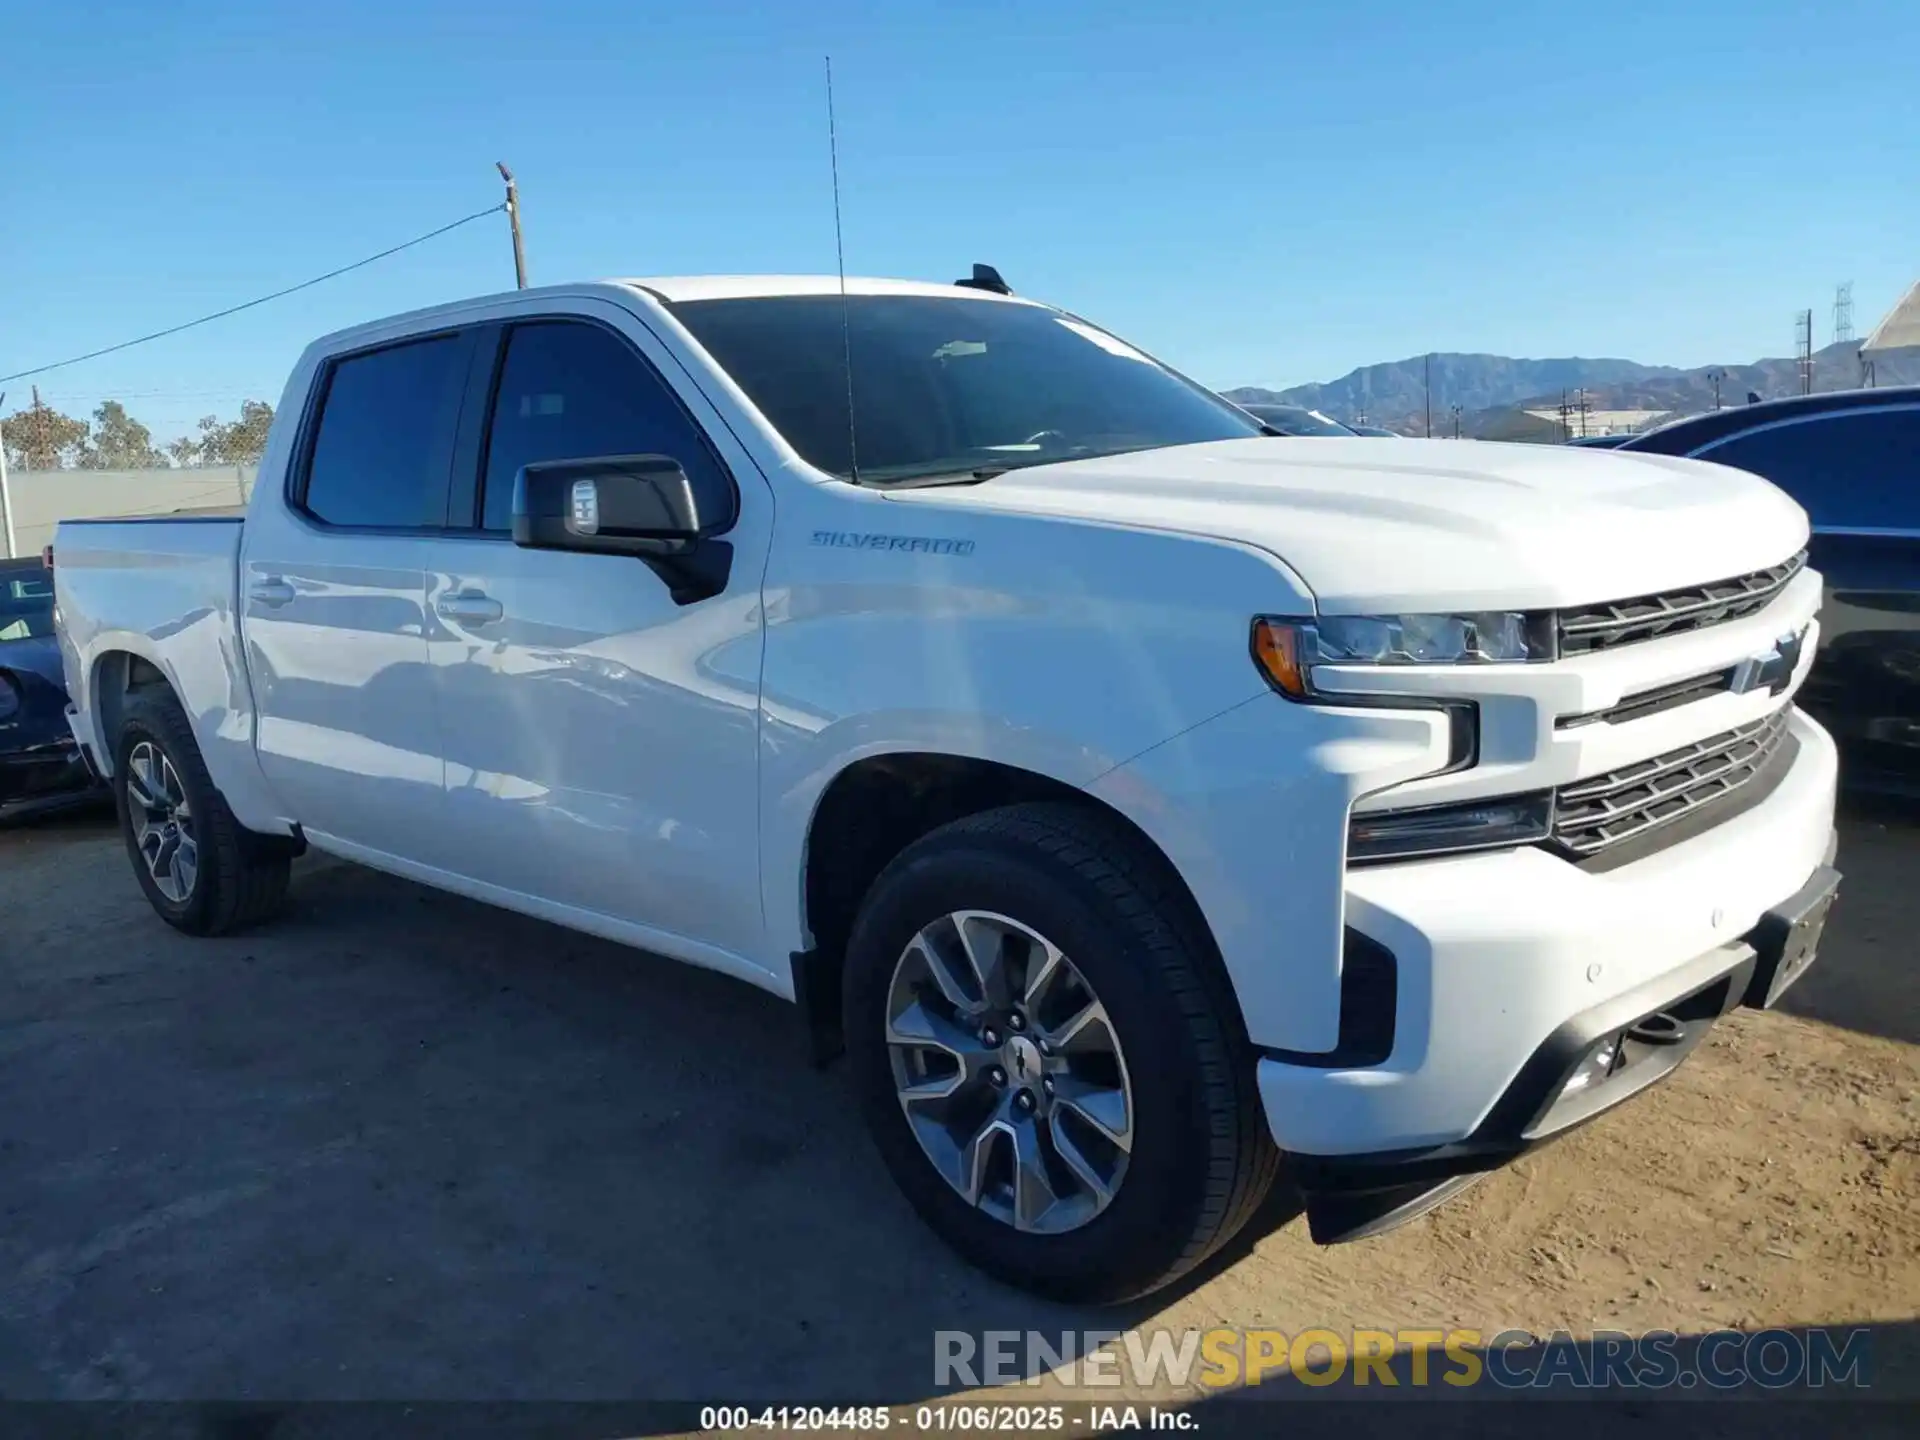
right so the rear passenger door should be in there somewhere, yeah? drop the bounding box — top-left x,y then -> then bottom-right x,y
241,330 -> 473,857
1693,405 -> 1920,782
417,300 -> 774,965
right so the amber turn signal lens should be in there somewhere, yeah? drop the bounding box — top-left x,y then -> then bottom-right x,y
1251,619 -> 1310,699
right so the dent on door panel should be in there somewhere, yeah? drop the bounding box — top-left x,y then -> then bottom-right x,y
245,544 -> 441,849
425,550 -> 770,966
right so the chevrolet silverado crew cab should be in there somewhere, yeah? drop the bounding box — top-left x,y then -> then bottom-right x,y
53,271 -> 1840,1303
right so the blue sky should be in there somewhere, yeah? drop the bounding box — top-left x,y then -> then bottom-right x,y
4,0 -> 1916,444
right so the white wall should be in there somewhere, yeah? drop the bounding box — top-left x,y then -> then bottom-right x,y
1,467 -> 255,557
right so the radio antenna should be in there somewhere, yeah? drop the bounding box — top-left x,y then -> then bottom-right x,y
826,55 -> 860,484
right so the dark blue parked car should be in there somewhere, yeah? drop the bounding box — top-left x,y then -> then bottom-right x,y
1618,388 -> 1920,798
1,556 -> 101,817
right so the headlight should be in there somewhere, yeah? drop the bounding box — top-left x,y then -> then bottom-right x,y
1252,613 -> 1551,699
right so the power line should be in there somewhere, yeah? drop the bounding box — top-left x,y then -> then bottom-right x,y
0,203 -> 505,387
34,388 -> 259,402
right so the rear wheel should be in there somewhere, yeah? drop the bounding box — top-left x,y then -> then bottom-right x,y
844,803 -> 1278,1303
114,688 -> 291,935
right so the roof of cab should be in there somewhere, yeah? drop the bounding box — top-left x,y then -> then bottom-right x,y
302,274 -> 1036,360
625,274 -> 1036,303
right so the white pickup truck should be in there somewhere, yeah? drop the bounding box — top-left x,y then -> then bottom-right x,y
53,270 -> 1840,1303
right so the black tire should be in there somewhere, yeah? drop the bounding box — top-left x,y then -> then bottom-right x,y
844,802 -> 1279,1304
113,687 -> 292,936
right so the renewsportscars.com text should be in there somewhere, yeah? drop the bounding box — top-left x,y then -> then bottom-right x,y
935,1327 -> 1872,1391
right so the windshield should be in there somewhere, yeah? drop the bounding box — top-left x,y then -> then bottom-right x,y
668,293 -> 1263,483
0,568 -> 55,642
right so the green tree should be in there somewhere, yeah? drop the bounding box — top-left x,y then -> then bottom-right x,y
2,398 -> 90,470
81,400 -> 170,469
168,399 -> 275,467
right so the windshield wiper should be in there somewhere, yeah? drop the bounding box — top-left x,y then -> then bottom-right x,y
869,467 -> 1009,489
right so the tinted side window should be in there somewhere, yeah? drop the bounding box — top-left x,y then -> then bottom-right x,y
303,335 -> 467,528
1698,408 -> 1920,530
479,321 -> 732,532
1,566 -> 55,640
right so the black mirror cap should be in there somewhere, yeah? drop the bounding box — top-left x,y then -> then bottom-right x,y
512,454 -> 707,556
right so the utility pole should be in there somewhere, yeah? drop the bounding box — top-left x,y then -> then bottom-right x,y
497,162 -> 528,289
0,391 -> 14,559
31,386 -> 48,471
1707,369 -> 1724,410
1424,353 -> 1432,437
1450,403 -> 1462,438
1795,309 -> 1814,395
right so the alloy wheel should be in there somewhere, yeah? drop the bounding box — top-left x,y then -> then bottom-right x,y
125,740 -> 198,904
885,910 -> 1134,1234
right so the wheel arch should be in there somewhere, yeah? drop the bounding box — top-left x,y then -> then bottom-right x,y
81,639 -> 291,837
91,648 -> 175,768
792,750 -> 1235,1063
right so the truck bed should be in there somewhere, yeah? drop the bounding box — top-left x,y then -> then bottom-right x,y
53,514 -> 250,788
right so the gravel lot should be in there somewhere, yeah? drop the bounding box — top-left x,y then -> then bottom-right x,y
1,798 -> 1915,1415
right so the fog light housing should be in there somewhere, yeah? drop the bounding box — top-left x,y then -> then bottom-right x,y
1347,791 -> 1554,863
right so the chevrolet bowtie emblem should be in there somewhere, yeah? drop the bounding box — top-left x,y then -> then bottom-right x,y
1730,626 -> 1807,697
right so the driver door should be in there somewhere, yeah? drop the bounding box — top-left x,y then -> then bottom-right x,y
417,302 -> 774,964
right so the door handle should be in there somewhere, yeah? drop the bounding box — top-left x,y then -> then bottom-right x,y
249,577 -> 296,609
436,590 -> 504,626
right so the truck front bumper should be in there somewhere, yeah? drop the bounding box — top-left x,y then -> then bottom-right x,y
1257,707 -> 1840,1241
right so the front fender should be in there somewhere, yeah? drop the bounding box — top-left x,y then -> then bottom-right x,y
755,486 -> 1323,977
1088,693 -> 1452,1054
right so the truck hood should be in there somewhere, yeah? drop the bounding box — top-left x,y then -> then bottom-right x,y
886,437 -> 1810,613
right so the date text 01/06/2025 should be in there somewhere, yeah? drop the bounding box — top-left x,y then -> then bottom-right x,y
698,1404 -> 1195,1431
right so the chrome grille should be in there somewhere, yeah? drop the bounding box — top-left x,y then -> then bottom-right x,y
1550,709 -> 1795,859
1558,551 -> 1805,654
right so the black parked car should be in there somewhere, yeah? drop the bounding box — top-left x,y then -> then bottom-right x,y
1,557 -> 100,818
1617,388 -> 1920,797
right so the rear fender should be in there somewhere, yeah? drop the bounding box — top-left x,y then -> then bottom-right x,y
82,631 -> 290,836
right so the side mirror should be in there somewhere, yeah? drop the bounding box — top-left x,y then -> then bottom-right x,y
512,454 -> 709,556
511,454 -> 733,604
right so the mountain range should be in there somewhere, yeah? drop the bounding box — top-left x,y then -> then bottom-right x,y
1225,340 -> 1920,440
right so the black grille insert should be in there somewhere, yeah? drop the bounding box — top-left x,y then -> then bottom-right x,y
1557,551 -> 1806,655
1549,709 -> 1795,860
1557,667 -> 1737,729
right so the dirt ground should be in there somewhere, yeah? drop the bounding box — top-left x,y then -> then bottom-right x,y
0,797 -> 1914,1413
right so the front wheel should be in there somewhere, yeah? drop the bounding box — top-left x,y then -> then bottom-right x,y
844,803 -> 1278,1303
114,688 -> 291,936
